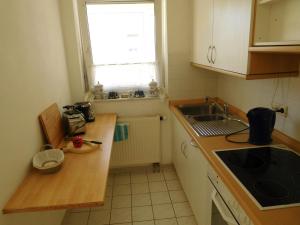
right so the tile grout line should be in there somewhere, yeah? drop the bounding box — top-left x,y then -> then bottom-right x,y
130,172 -> 133,225
86,208 -> 91,225
147,169 -> 155,224
108,173 -> 114,225
163,170 -> 179,225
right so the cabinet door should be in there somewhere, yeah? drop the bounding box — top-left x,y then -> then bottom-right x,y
172,117 -> 189,189
186,141 -> 210,225
192,0 -> 213,66
212,0 -> 253,74
172,117 -> 210,225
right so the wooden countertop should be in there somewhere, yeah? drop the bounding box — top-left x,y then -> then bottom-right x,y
170,99 -> 300,225
3,114 -> 117,214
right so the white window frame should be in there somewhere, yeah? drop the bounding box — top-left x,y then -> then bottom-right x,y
77,0 -> 164,92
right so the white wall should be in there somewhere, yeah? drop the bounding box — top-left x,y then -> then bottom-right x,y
0,0 -> 71,224
59,0 -> 86,103
217,74 -> 300,141
166,0 -> 218,99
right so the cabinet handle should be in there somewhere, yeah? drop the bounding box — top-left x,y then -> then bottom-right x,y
211,46 -> 216,64
207,46 -> 212,63
190,140 -> 199,148
181,141 -> 188,159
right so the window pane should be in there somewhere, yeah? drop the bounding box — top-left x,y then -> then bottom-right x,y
86,3 -> 156,65
92,63 -> 157,91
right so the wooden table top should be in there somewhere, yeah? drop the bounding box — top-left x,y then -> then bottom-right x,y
170,99 -> 300,225
3,114 -> 117,214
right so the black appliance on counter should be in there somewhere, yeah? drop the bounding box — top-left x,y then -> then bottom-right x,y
74,102 -> 95,122
214,146 -> 300,210
247,107 -> 276,145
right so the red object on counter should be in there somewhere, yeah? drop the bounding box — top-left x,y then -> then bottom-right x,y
72,136 -> 83,148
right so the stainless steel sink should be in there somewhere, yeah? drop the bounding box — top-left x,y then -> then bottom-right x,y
192,114 -> 225,122
178,103 -> 248,136
178,103 -> 223,116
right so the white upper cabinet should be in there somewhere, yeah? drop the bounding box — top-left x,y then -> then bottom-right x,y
192,0 -> 253,74
192,0 -> 213,67
212,0 -> 252,74
192,0 -> 300,79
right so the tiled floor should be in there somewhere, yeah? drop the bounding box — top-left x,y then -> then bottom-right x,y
62,165 -> 198,225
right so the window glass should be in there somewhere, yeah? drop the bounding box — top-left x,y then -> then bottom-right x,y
86,3 -> 157,91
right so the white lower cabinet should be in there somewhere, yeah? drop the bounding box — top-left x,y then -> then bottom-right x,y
173,117 -> 210,225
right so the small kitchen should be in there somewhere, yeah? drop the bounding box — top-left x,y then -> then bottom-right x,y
1,0 -> 300,225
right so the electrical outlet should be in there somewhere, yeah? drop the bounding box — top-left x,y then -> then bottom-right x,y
271,104 -> 288,118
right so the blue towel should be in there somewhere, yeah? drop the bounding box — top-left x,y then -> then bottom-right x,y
114,123 -> 129,142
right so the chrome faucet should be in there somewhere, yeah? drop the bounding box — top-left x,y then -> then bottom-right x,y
205,96 -> 229,117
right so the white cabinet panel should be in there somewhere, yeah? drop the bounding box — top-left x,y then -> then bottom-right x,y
172,117 -> 210,225
192,0 -> 213,66
212,0 -> 252,74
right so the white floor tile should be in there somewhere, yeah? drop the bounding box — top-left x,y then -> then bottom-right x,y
155,218 -> 178,225
106,185 -> 113,197
169,191 -> 187,203
152,204 -> 175,220
151,192 -> 171,205
166,180 -> 181,191
115,174 -> 131,185
107,175 -> 114,186
147,172 -> 164,182
91,197 -> 112,211
133,221 -> 155,225
110,208 -> 132,224
176,216 -> 197,225
132,183 -> 150,194
112,195 -> 131,208
173,202 -> 193,217
132,206 -> 154,222
131,173 -> 148,184
163,171 -> 177,181
113,184 -> 131,196
149,182 -> 167,193
162,165 -> 175,173
88,210 -> 110,225
132,193 -> 152,207
63,212 -> 89,225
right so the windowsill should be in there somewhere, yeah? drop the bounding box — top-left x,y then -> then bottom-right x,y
92,95 -> 164,103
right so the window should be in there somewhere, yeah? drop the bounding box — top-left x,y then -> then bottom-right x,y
81,1 -> 159,91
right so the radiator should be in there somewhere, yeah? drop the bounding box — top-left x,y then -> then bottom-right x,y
111,115 -> 161,168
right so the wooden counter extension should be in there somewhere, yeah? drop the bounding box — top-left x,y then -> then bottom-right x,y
3,114 -> 117,214
170,99 -> 300,225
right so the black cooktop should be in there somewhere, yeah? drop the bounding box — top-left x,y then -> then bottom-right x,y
215,146 -> 300,209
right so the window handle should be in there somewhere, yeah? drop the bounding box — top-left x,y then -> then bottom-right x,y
207,46 -> 212,63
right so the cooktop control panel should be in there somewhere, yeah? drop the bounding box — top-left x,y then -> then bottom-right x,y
208,165 -> 254,225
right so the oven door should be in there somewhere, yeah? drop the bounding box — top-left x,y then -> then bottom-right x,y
208,180 -> 239,225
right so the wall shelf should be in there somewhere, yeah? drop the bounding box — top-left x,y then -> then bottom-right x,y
191,62 -> 299,80
249,46 -> 300,54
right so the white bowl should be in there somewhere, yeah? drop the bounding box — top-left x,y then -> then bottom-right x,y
33,149 -> 64,173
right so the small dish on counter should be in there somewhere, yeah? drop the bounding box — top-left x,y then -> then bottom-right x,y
33,149 -> 64,174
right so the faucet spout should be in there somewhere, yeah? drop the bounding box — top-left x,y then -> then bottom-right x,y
205,96 -> 229,117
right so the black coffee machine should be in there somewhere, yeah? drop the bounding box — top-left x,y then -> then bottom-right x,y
247,107 -> 276,145
74,102 -> 95,122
